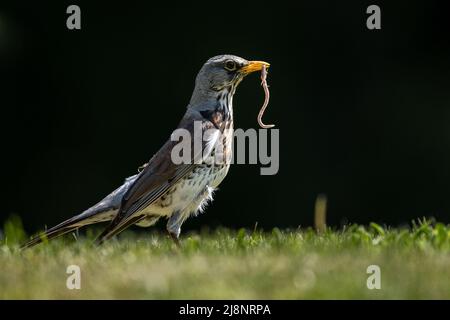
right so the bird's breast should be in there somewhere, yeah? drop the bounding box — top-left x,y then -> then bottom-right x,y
140,121 -> 233,218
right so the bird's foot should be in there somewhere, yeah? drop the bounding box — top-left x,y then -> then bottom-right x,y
167,231 -> 181,248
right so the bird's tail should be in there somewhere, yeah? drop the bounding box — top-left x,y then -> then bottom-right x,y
20,208 -> 117,250
20,174 -> 139,250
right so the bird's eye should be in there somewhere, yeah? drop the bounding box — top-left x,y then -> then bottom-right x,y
224,60 -> 237,71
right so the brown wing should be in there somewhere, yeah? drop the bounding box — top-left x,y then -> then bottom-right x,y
95,110 -> 220,244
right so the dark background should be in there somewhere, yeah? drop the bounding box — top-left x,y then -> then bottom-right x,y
1,1 -> 449,234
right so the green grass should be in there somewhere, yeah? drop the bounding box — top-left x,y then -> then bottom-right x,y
0,218 -> 449,299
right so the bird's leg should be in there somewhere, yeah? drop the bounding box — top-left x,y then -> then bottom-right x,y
167,230 -> 181,248
166,210 -> 185,248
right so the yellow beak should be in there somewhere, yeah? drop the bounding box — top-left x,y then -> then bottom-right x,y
239,60 -> 270,74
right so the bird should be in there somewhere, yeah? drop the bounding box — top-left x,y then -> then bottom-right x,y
21,54 -> 270,249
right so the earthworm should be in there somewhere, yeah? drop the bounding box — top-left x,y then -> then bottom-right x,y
257,65 -> 275,129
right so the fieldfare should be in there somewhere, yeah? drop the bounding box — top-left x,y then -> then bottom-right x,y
22,54 -> 270,248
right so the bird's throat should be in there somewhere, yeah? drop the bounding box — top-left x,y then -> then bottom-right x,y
216,87 -> 234,122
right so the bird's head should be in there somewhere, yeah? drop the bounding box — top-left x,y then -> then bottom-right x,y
189,54 -> 270,106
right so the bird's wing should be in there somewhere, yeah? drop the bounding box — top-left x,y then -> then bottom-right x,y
95,109 -> 220,244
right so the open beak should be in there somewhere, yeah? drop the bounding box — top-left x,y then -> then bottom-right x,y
239,60 -> 270,75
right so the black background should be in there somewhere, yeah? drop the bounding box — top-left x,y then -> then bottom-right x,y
1,1 -> 449,234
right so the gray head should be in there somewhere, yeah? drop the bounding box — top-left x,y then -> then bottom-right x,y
189,54 -> 270,107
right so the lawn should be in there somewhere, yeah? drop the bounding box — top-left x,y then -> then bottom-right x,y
0,218 -> 449,299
